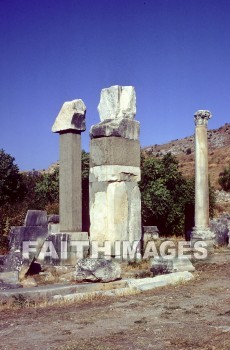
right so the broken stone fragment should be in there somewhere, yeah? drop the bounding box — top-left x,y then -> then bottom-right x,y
98,85 -> 136,121
52,99 -> 86,133
90,118 -> 140,140
150,257 -> 195,275
75,258 -> 121,282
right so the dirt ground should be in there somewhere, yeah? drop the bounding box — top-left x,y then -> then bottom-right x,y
0,251 -> 230,350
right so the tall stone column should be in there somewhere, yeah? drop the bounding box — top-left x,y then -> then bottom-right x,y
191,110 -> 215,245
52,99 -> 86,233
89,86 -> 142,258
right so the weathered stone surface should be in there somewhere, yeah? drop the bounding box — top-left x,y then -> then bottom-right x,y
0,271 -> 19,284
194,110 -> 212,126
150,257 -> 195,275
52,99 -> 86,133
210,217 -> 229,246
142,226 -> 160,249
9,226 -> 48,252
90,137 -> 140,167
98,86 -> 136,121
59,132 -> 82,232
90,165 -> 140,183
75,258 -> 121,282
24,210 -> 48,227
143,226 -> 159,237
128,185 -> 141,243
90,118 -> 140,140
107,182 -> 129,242
48,214 -> 59,224
90,181 -> 141,244
127,272 -> 194,291
191,109 -> 214,245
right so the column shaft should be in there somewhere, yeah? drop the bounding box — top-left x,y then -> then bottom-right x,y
59,132 -> 82,232
195,124 -> 209,228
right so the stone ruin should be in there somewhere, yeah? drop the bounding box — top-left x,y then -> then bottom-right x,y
89,86 -> 141,254
1,88 -> 230,289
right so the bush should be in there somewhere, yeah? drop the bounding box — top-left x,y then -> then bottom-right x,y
218,164 -> 230,192
140,153 -> 215,236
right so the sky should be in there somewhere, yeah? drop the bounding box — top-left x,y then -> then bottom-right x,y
0,0 -> 230,171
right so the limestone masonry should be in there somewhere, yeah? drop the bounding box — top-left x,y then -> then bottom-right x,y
89,86 -> 142,251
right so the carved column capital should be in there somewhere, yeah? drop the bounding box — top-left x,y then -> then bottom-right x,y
194,110 -> 212,126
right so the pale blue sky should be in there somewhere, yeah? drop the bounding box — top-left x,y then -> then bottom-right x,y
0,0 -> 229,170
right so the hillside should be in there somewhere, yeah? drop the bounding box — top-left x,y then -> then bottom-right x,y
143,123 -> 230,189
46,123 -> 230,189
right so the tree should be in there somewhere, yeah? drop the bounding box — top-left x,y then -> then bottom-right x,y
218,164 -> 230,192
34,169 -> 59,208
0,149 -> 25,205
140,153 -> 215,236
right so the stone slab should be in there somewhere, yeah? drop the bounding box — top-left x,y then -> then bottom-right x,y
127,272 -> 194,291
89,165 -> 141,183
150,257 -> 195,275
24,210 -> 48,227
90,137 -> 140,167
0,280 -> 127,302
0,271 -> 19,284
90,119 -> 140,140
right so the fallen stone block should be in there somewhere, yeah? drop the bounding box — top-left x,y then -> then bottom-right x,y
127,271 -> 194,291
75,258 -> 121,282
150,257 -> 195,275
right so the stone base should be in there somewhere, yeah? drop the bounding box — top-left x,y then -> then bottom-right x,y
44,232 -> 89,266
191,226 -> 215,249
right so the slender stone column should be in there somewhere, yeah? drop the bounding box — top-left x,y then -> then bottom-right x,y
191,110 -> 215,245
52,99 -> 86,232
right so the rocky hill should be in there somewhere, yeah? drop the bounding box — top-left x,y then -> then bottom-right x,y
143,123 -> 230,189
46,123 -> 230,189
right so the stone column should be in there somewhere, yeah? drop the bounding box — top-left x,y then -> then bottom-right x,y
52,99 -> 87,234
191,110 -> 215,245
89,86 -> 142,258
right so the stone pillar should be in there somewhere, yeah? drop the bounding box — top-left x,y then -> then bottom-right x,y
89,86 -> 142,257
191,110 -> 215,246
52,99 -> 86,232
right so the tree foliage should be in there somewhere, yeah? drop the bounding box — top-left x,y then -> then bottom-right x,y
218,164 -> 230,192
140,153 -> 215,236
0,149 -> 25,205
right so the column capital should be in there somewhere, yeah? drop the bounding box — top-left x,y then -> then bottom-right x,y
194,110 -> 212,126
52,99 -> 86,133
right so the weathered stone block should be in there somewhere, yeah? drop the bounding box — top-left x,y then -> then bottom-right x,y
90,137 -> 140,167
210,218 -> 229,246
75,258 -> 121,282
0,271 -> 19,284
127,272 -> 194,291
150,257 -> 195,275
98,85 -> 136,121
52,99 -> 86,133
89,165 -> 141,183
90,118 -> 140,140
90,181 -> 141,244
24,210 -> 48,227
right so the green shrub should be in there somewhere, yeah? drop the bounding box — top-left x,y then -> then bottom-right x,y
140,153 -> 215,236
218,164 -> 230,192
